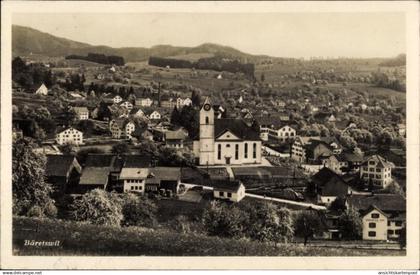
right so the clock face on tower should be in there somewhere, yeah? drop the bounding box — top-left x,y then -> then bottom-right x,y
203,104 -> 211,111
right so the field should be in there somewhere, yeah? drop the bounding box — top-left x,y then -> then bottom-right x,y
13,216 -> 404,256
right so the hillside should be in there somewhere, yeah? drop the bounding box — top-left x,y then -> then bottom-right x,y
13,25 -> 268,63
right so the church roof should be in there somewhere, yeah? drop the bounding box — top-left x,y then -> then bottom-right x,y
214,118 -> 260,141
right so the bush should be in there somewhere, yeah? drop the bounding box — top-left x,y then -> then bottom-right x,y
338,208 -> 362,240
121,194 -> 157,227
27,206 -> 44,218
69,189 -> 123,227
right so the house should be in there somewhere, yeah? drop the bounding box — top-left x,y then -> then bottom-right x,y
193,97 -> 262,166
320,155 -> 342,174
69,92 -> 85,100
314,112 -> 336,123
212,180 -> 246,202
56,127 -> 83,145
347,194 -> 406,241
165,129 -> 187,148
277,100 -> 286,108
336,152 -> 363,172
183,98 -> 192,107
119,155 -> 152,193
35,83 -> 48,95
146,110 -> 161,120
397,124 -> 406,137
161,98 -> 177,109
109,119 -> 136,140
45,155 -> 82,194
310,167 -> 352,205
79,154 -> 125,192
129,107 -> 144,118
360,155 -> 394,189
258,116 -> 296,142
291,137 -> 341,164
73,107 -> 89,120
120,101 -> 133,110
132,127 -> 154,141
148,167 -> 181,194
112,95 -> 123,104
136,97 -> 153,107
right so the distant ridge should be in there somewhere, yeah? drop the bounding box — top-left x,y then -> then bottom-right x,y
12,25 -> 274,63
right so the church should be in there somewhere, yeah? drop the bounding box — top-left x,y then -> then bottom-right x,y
193,97 -> 262,166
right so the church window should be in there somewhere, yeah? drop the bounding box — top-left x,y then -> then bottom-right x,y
218,144 -> 221,160
244,143 -> 248,158
205,116 -> 209,124
253,143 -> 257,158
226,144 -> 230,148
235,144 -> 239,160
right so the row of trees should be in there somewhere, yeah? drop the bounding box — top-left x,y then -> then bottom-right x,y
149,56 -> 255,78
203,200 -> 363,246
66,53 -> 125,66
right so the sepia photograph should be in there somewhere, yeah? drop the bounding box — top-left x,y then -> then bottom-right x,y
1,1 -> 419,270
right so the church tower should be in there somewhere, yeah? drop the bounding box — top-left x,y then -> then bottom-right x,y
199,97 -> 215,165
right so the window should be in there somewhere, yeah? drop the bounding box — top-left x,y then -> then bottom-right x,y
205,116 -> 209,124
395,229 -> 402,235
376,168 -> 381,173
244,143 -> 248,158
253,143 -> 257,158
217,144 -> 222,160
369,161 -> 376,165
368,231 -> 376,237
235,144 -> 239,160
227,193 -> 232,198
395,221 -> 403,226
369,222 -> 376,228
131,186 -> 134,190
387,221 -> 391,226
226,144 -> 230,148
219,191 -> 224,197
369,168 -> 374,172
371,213 -> 380,219
139,186 -> 142,190
388,230 -> 394,235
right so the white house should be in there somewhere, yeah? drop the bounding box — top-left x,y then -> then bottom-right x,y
113,95 -> 123,104
109,119 -> 136,140
360,155 -> 394,189
193,97 -> 262,166
120,101 -> 133,110
147,110 -> 161,120
120,167 -> 149,194
129,107 -> 144,118
56,127 -> 83,145
73,107 -> 89,120
35,84 -> 48,96
362,206 -> 389,241
183,98 -> 192,106
136,98 -> 153,107
213,180 -> 246,202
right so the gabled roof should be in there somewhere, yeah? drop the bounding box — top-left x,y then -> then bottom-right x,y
120,167 -> 149,179
57,127 -> 82,135
337,152 -> 364,163
212,180 -> 243,192
215,118 -> 260,141
85,154 -> 117,167
45,155 -> 81,177
129,107 -> 143,115
165,129 -> 187,140
361,155 -> 394,169
123,155 -> 152,168
311,167 -> 344,187
73,107 -> 89,113
361,204 -> 390,218
79,167 -> 110,185
148,167 -> 180,181
320,177 -> 349,197
111,118 -> 134,130
347,194 -> 406,213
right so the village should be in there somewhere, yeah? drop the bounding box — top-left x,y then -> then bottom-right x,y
11,28 -> 407,254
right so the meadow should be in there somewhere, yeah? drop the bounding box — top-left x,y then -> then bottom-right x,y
13,216 -> 405,256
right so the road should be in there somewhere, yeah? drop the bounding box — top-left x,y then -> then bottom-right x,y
182,183 -> 326,210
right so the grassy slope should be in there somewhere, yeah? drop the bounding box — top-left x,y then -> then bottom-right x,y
13,216 -> 404,256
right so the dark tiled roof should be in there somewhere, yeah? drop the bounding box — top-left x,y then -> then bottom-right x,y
347,194 -> 406,213
311,167 -> 343,186
215,118 -> 260,140
123,155 -> 152,168
320,177 -> 349,197
79,167 -> 110,185
337,152 -> 363,163
212,180 -> 243,192
45,155 -> 81,177
85,154 -> 116,167
149,167 -> 180,181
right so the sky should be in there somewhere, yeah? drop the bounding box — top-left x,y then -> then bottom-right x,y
13,12 -> 405,59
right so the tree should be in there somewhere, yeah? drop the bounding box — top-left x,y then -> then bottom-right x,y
202,201 -> 246,239
398,226 -> 406,250
294,210 -> 324,246
170,106 -> 181,126
111,142 -> 130,156
77,119 -> 95,137
191,89 -> 201,107
337,208 -> 362,240
12,138 -> 56,216
384,181 -> 405,197
69,189 -> 123,226
329,197 -> 346,212
121,193 -> 158,227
